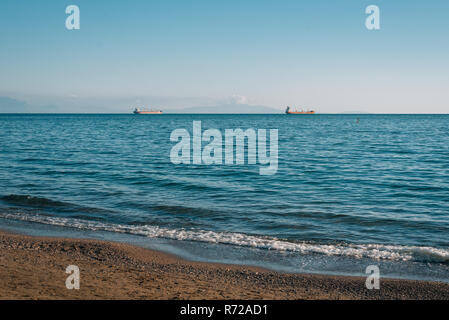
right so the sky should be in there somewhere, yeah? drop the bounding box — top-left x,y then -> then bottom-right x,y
0,0 -> 448,113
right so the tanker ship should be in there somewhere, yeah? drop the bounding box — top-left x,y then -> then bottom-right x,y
133,107 -> 163,114
285,106 -> 315,114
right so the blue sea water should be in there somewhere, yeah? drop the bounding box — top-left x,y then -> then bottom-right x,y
0,114 -> 448,282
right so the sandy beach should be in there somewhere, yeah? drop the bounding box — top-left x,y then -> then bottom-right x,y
0,230 -> 448,300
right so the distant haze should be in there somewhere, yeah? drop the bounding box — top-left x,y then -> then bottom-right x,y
0,94 -> 285,114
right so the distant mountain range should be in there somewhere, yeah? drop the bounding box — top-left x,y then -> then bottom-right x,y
165,104 -> 282,114
0,96 -> 28,112
0,95 -> 374,114
0,95 -> 284,114
0,96 -> 63,113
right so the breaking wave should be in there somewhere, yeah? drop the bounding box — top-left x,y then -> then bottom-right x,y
1,210 -> 448,264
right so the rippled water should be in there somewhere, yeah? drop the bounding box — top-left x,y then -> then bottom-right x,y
0,114 -> 448,280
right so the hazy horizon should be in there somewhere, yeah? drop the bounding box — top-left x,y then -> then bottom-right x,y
0,94 -> 391,114
1,94 -> 448,114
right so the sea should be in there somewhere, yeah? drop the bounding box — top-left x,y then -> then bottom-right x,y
0,114 -> 448,282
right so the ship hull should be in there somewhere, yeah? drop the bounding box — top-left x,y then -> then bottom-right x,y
286,111 -> 315,114
133,111 -> 163,114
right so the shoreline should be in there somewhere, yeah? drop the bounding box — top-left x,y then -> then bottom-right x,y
1,230 -> 448,300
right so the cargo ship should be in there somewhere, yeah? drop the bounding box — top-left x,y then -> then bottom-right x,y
285,106 -> 315,114
133,108 -> 163,114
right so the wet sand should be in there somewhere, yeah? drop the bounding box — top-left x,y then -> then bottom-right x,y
0,231 -> 448,300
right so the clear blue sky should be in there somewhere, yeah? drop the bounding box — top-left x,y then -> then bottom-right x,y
0,0 -> 448,113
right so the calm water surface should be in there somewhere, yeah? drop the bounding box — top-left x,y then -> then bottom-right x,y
0,114 -> 448,281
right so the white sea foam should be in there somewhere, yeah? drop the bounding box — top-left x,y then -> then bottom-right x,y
1,211 -> 449,264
